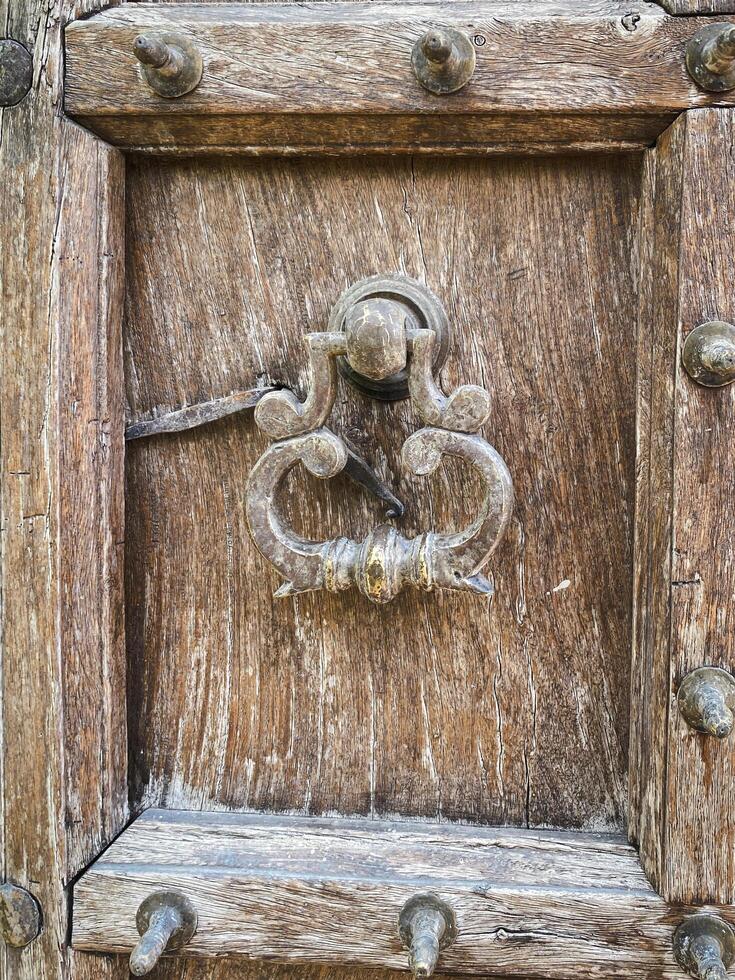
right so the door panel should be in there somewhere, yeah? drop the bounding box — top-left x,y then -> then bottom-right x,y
124,153 -> 639,830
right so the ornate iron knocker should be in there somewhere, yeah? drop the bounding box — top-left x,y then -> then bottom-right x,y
246,275 -> 513,604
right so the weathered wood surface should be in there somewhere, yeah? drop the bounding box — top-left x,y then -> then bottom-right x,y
0,0 -> 128,976
124,153 -> 638,832
655,0 -> 735,13
64,3 -> 732,155
72,808 -> 703,977
630,108 -> 735,905
72,113 -> 679,159
150,0 -> 665,9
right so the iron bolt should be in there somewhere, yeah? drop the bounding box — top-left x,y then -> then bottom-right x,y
133,32 -> 203,99
674,915 -> 735,980
130,891 -> 197,976
678,667 -> 735,739
399,894 -> 457,978
411,26 -> 476,95
682,321 -> 735,388
134,35 -> 185,75
421,30 -> 453,66
687,23 -> 735,92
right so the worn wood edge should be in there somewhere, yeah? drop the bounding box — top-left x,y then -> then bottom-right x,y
629,112 -> 687,898
69,808 -> 717,976
654,0 -> 735,13
90,810 -> 651,880
58,122 -> 129,874
0,0 -> 128,976
63,5 -> 735,154
70,112 -> 678,156
89,0 -> 670,18
104,142 -> 662,156
66,0 -> 669,29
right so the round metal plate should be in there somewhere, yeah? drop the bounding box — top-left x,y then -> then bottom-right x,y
0,883 -> 41,948
0,39 -> 33,108
136,891 -> 198,948
330,275 -> 449,401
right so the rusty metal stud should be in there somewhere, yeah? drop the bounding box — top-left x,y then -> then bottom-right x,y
330,275 -> 449,401
411,27 -> 476,95
687,24 -> 735,92
130,891 -> 197,976
683,321 -> 735,388
0,883 -> 41,948
678,667 -> 735,739
0,39 -> 33,107
674,915 -> 735,980
133,32 -> 203,98
399,894 -> 457,978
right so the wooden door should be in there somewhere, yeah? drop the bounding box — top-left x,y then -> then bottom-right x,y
3,2 -> 735,979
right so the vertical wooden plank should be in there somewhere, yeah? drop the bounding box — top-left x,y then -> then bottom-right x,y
631,107 -> 735,904
0,0 -> 128,976
630,116 -> 684,901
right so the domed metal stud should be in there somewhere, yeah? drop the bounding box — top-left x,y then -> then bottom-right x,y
411,27 -> 476,95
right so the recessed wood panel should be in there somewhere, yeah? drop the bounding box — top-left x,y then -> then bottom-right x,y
124,153 -> 639,831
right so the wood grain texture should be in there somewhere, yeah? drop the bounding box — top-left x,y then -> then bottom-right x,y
148,0 -> 665,10
71,112 -> 679,159
72,808 -> 706,977
0,0 -> 128,976
124,153 -> 638,833
655,0 -> 735,12
630,108 -> 735,904
64,3 -> 733,155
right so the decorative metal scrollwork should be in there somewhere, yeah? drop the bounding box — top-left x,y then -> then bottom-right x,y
246,275 -> 513,604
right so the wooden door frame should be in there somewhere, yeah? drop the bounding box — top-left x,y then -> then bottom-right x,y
1,0 -> 128,977
2,0 -> 734,976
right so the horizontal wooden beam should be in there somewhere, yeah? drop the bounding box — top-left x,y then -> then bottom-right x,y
73,809 -> 730,976
65,2 -> 735,155
655,1 -> 735,14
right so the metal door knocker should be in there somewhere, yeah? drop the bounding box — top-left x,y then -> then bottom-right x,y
246,275 -> 513,603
